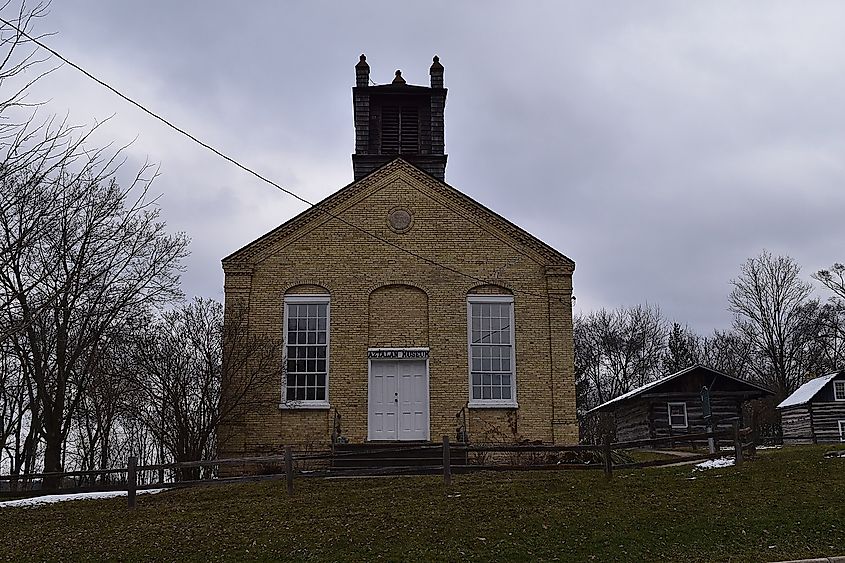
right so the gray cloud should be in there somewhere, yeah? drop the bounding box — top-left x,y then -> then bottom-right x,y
22,1 -> 845,333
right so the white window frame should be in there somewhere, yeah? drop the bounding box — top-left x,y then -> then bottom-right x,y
840,420 -> 845,442
668,402 -> 688,429
833,381 -> 845,401
467,295 -> 518,408
280,295 -> 331,410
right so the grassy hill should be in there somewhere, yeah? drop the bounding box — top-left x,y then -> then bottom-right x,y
1,446 -> 843,562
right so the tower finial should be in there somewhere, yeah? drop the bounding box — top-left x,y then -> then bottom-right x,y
392,69 -> 406,85
430,55 -> 444,88
355,54 -> 370,87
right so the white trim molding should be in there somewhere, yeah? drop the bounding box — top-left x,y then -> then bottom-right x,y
668,402 -> 688,429
280,294 -> 331,410
833,380 -> 845,401
467,295 -> 517,409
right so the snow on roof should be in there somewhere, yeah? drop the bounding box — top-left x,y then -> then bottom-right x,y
777,372 -> 841,409
586,364 -> 772,415
585,366 -> 697,415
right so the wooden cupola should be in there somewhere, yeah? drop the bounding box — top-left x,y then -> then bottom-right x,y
352,54 -> 448,181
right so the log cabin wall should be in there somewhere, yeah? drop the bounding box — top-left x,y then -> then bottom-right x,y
806,402 -> 845,444
643,393 -> 742,438
613,400 -> 650,442
781,405 -> 813,444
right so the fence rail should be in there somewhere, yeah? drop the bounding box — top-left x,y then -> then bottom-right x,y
0,423 -> 764,508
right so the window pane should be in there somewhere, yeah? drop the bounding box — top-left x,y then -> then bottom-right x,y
482,387 -> 491,399
472,387 -> 481,399
306,387 -> 316,400
315,388 -> 326,401
502,387 -> 512,400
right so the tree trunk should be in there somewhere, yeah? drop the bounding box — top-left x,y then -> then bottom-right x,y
41,423 -> 64,490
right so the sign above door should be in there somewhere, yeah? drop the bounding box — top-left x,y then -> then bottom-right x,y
367,348 -> 430,360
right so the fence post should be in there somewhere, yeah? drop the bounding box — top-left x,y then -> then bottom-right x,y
284,446 -> 294,496
442,435 -> 452,486
733,422 -> 743,466
602,434 -> 613,480
707,424 -> 716,455
127,456 -> 137,510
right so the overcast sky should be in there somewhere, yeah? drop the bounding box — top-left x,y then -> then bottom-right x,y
17,1 -> 845,334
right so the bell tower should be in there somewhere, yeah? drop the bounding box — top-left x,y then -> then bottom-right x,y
352,55 -> 448,181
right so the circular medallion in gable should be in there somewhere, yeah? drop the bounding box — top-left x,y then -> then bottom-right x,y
387,207 -> 414,233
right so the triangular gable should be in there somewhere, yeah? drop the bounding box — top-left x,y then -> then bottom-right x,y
777,371 -> 843,409
222,158 -> 575,268
586,364 -> 773,414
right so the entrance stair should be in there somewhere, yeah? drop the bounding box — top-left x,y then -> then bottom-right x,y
331,441 -> 468,470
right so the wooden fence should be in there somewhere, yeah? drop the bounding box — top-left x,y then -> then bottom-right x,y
0,423 -> 758,509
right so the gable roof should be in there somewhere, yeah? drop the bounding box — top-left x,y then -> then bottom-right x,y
222,158 -> 575,268
777,371 -> 843,409
586,364 -> 774,414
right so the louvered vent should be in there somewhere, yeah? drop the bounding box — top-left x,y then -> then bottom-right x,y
379,105 -> 419,155
381,105 -> 400,154
399,106 -> 419,154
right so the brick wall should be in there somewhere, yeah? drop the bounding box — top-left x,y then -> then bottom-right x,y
219,161 -> 576,457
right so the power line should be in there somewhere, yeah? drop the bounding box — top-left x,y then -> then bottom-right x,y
0,16 -> 571,304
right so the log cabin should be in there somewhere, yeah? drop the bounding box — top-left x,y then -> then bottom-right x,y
778,370 -> 845,444
586,365 -> 774,442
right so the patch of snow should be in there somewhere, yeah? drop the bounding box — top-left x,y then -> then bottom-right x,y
694,457 -> 735,471
755,445 -> 782,450
0,488 -> 167,509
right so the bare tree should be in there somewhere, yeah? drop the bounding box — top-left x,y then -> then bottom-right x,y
728,251 -> 814,399
662,322 -> 702,374
128,298 -> 280,480
814,262 -> 845,302
699,329 -> 755,381
575,304 -> 667,409
0,157 -> 189,487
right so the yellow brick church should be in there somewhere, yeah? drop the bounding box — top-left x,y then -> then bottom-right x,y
219,55 -> 577,456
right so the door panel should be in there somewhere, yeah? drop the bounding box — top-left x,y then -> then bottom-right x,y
398,361 -> 428,441
369,361 -> 398,440
369,359 -> 429,441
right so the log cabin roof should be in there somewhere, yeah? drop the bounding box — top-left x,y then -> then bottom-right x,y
777,371 -> 843,409
586,364 -> 774,414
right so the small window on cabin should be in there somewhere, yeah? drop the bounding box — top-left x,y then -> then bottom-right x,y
834,381 -> 845,401
668,402 -> 688,429
839,421 -> 845,442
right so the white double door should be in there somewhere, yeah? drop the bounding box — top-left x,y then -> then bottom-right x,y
368,360 -> 429,441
